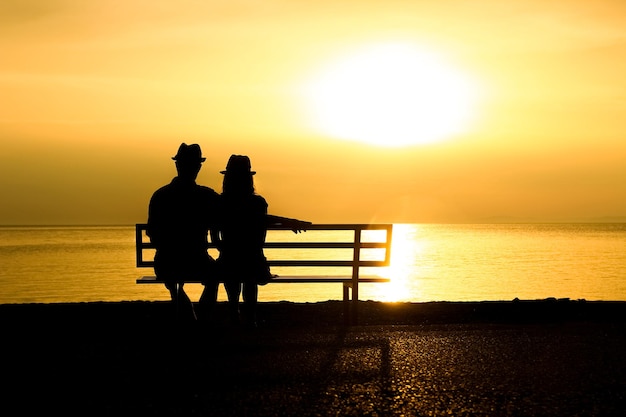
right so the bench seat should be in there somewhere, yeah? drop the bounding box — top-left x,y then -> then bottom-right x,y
136,275 -> 390,284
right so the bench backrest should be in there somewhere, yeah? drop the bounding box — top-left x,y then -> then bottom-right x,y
135,223 -> 393,275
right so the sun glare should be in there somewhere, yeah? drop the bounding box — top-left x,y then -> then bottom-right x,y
377,224 -> 422,302
303,43 -> 479,147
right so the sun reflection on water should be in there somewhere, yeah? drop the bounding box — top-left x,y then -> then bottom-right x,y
377,224 -> 424,302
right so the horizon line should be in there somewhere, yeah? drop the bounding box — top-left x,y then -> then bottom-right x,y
2,218 -> 626,228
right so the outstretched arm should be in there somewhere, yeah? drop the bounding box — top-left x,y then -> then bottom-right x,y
266,214 -> 312,233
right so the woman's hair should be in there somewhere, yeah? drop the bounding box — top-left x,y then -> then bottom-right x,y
222,172 -> 255,196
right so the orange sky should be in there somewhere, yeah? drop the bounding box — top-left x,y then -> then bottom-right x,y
1,0 -> 625,225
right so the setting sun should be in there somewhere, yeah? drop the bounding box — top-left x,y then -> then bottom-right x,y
303,43 -> 480,147
2,1 -> 625,226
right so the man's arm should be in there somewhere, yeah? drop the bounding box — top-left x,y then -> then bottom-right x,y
146,193 -> 162,245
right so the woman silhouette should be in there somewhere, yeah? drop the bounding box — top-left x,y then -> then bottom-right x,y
211,155 -> 310,327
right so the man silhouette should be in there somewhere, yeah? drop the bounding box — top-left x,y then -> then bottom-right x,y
147,143 -> 219,321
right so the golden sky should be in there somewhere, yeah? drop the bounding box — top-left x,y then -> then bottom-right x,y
1,0 -> 625,224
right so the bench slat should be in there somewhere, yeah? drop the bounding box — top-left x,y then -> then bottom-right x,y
137,241 -> 389,250
136,275 -> 390,284
267,260 -> 388,267
136,260 -> 390,268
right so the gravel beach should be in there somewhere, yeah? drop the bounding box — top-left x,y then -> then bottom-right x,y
2,300 -> 625,416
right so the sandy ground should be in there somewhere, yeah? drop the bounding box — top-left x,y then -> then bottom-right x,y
1,299 -> 625,416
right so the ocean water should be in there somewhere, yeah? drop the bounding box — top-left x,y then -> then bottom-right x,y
0,224 -> 625,304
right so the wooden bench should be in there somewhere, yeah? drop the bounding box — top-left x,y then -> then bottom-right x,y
135,223 -> 393,324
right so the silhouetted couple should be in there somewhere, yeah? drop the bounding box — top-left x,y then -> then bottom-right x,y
146,143 -> 310,327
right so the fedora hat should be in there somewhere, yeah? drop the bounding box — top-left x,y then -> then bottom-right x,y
220,154 -> 256,175
172,143 -> 206,162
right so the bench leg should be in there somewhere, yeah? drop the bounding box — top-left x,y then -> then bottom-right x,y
343,283 -> 350,325
351,294 -> 358,326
